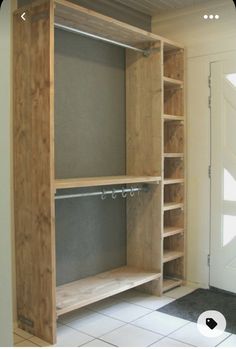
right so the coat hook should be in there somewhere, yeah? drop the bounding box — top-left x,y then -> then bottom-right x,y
112,189 -> 117,199
101,189 -> 106,200
122,187 -> 127,198
130,186 -> 135,197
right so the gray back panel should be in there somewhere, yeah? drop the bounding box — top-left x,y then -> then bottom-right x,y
55,29 -> 126,286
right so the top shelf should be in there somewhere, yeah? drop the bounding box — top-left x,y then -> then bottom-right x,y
55,175 -> 161,189
54,0 -> 183,50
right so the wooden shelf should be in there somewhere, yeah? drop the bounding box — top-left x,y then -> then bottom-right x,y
164,179 -> 184,185
163,250 -> 184,263
55,0 -> 163,48
164,227 -> 184,238
163,41 -> 183,52
164,153 -> 184,158
163,114 -> 184,122
164,77 -> 183,89
55,175 -> 161,190
163,278 -> 182,292
164,202 -> 184,211
56,266 -> 161,316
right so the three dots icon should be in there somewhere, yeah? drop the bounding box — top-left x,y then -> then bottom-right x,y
203,14 -> 220,20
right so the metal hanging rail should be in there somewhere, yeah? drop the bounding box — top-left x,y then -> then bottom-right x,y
55,185 -> 148,200
54,23 -> 151,56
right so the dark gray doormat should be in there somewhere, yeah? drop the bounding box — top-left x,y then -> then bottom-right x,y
157,288 -> 236,334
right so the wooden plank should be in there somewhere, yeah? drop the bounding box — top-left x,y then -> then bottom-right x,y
126,44 -> 162,296
164,88 -> 184,116
163,202 -> 184,211
163,251 -> 184,263
164,49 -> 184,81
162,42 -> 185,294
163,278 -> 182,292
55,0 -> 162,48
164,257 -> 184,281
56,266 -> 161,316
164,158 -> 184,179
164,183 -> 184,206
164,76 -> 183,89
13,1 -> 56,344
55,175 -> 161,189
163,40 -> 184,52
163,114 -> 184,121
164,227 -> 184,238
164,153 -> 184,158
164,122 -> 184,154
164,179 -> 184,185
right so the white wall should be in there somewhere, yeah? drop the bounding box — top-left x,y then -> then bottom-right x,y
0,0 -> 15,346
152,0 -> 236,288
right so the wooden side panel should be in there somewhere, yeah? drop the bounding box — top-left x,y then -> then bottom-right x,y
126,46 -> 162,176
164,122 -> 184,153
13,0 -> 56,343
164,49 -> 184,81
126,46 -> 162,295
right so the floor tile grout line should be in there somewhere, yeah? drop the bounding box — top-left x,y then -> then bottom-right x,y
148,333 -> 197,347
79,337 -> 118,347
128,319 -> 191,339
65,320 -> 127,340
58,303 -> 135,326
113,296 -> 176,310
215,333 -> 233,347
84,307 -> 154,325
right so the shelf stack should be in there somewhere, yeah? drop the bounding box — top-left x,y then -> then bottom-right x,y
161,43 -> 185,293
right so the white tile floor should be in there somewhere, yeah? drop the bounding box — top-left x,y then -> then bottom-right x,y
13,286 -> 235,347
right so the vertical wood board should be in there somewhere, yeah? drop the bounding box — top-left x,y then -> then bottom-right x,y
13,0 -> 56,344
126,46 -> 162,295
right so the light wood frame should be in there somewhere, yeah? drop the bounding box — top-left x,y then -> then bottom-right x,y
13,0 -> 184,343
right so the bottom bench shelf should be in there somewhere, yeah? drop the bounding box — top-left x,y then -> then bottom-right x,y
163,278 -> 182,292
56,266 -> 161,316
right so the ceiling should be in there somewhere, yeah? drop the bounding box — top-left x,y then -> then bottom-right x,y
114,0 -> 209,15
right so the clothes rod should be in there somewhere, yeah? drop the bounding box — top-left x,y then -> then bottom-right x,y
54,23 -> 150,55
55,186 -> 148,200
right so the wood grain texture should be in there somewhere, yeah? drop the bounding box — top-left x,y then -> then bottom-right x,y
56,266 -> 161,315
164,210 -> 184,232
55,0 -> 161,48
163,202 -> 184,211
163,250 -> 184,263
162,45 -> 185,292
163,226 -> 184,238
164,184 -> 184,206
164,122 -> 184,153
164,49 -> 184,81
164,158 -> 184,179
164,89 -> 184,116
55,175 -> 161,189
163,278 -> 182,292
126,46 -> 162,295
163,114 -> 184,121
164,257 -> 184,280
164,77 -> 183,88
54,0 -> 184,49
13,0 -> 56,344
164,179 -> 184,185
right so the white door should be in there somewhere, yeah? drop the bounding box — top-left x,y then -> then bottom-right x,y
210,59 -> 236,293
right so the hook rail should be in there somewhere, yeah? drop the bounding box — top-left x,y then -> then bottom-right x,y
55,185 -> 148,200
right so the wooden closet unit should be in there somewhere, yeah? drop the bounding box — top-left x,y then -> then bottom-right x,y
13,0 -> 185,343
162,44 -> 185,292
